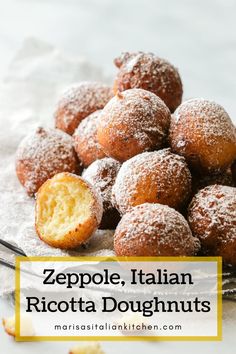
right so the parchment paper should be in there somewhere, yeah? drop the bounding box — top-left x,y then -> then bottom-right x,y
0,38 -> 115,294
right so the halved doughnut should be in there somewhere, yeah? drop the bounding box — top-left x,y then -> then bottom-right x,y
35,172 -> 103,249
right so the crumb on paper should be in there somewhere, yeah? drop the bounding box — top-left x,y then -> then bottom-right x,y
69,342 -> 105,354
2,313 -> 35,337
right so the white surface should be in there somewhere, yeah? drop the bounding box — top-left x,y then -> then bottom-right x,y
0,38 -> 115,296
0,297 -> 236,353
0,0 -> 235,118
0,0 -> 236,352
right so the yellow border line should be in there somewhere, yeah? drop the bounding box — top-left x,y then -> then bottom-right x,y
16,335 -> 221,342
16,256 -> 221,262
15,256 -> 222,342
15,257 -> 21,339
217,257 -> 223,341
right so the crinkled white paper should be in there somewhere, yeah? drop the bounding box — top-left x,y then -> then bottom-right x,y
0,38 -> 114,294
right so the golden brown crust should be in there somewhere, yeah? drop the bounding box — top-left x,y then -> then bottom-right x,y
73,110 -> 106,167
35,172 -> 103,249
112,148 -> 192,214
169,98 -> 236,173
55,82 -> 113,135
113,52 -> 183,112
114,203 -> 200,257
35,214 -> 97,250
15,127 -> 80,196
188,185 -> 236,267
97,89 -> 171,162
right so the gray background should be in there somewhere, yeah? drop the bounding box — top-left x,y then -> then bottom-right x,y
0,0 -> 235,118
0,0 -> 235,352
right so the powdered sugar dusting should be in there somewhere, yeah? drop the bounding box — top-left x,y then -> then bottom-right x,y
16,127 -> 78,195
55,81 -> 113,134
73,110 -> 106,166
174,98 -> 236,140
114,203 -> 200,256
112,148 -> 191,214
98,88 -> 171,161
188,185 -> 236,242
114,52 -> 183,112
171,98 -> 236,172
83,157 -> 121,212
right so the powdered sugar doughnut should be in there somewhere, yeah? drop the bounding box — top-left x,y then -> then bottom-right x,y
97,88 -> 171,162
112,148 -> 192,214
55,81 -> 113,135
73,110 -> 106,167
114,203 -> 200,257
114,52 -> 183,112
170,99 -> 236,173
83,158 -> 121,229
16,127 -> 79,196
188,185 -> 236,267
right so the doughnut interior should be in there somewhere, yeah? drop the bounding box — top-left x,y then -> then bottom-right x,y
35,173 -> 102,249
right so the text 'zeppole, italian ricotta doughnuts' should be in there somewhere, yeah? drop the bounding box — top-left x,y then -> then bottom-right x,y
16,127 -> 79,196
83,158 -> 121,229
114,203 -> 200,257
97,88 -> 171,162
55,81 -> 113,135
112,148 -> 192,214
35,173 -> 103,249
169,98 -> 236,173
113,52 -> 183,112
188,185 -> 236,267
73,110 -> 106,167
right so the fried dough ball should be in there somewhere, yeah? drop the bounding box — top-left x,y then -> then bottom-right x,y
169,99 -> 236,173
114,52 -> 183,112
55,81 -> 113,135
112,148 -> 192,214
188,185 -> 236,267
114,203 -> 200,257
73,110 -> 106,167
232,161 -> 236,184
97,88 -> 171,162
35,173 -> 103,249
16,127 -> 79,196
83,158 -> 121,229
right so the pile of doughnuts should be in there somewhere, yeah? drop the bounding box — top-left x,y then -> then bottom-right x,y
15,51 -> 236,266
